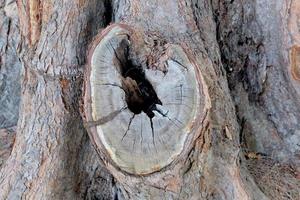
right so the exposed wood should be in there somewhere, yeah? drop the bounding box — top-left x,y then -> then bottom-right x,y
83,24 -> 210,176
101,1 -> 255,199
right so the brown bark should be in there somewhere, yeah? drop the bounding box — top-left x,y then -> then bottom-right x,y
0,0 -> 299,199
0,0 -> 116,199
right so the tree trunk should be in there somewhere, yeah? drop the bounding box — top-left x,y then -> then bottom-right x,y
0,0 -> 299,200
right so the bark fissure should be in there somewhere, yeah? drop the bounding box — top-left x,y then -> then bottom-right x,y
0,0 -> 117,198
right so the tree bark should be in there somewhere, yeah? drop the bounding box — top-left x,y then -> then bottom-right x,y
0,0 -> 299,199
0,0 -> 116,199
0,0 -> 21,129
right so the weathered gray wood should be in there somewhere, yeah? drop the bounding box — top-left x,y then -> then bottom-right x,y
84,24 -> 210,175
104,1 -> 255,199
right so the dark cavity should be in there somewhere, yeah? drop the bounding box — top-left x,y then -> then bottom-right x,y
107,38 -> 183,148
112,39 -> 166,119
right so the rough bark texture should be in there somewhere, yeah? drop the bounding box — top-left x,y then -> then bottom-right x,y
0,0 -> 21,129
0,0 -> 299,199
213,1 -> 300,198
0,0 -> 116,199
214,0 -> 300,162
0,127 -> 15,167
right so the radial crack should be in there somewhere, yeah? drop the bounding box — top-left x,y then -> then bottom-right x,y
86,106 -> 127,127
121,114 -> 136,141
149,117 -> 157,152
170,58 -> 188,71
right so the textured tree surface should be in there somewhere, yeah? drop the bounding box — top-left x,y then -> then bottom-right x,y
0,0 -> 21,129
83,24 -> 210,176
0,0 -> 299,200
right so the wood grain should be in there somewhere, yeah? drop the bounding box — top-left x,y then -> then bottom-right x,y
83,24 -> 210,175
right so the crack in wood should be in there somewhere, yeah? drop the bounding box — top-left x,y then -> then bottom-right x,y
107,38 -> 178,148
84,24 -> 210,175
85,106 -> 127,127
121,113 -> 136,141
101,34 -> 196,155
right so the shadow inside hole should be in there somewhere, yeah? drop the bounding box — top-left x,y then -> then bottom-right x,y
107,38 -> 176,146
112,39 -> 165,120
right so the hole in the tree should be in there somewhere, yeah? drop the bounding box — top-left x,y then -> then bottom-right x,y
108,38 -> 179,146
112,39 -> 166,120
